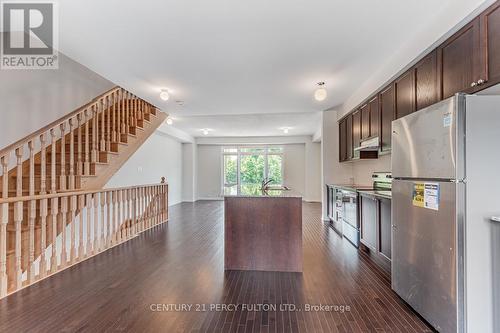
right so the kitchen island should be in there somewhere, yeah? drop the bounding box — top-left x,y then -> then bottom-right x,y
224,186 -> 302,272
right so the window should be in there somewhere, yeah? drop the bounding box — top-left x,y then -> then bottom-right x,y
222,146 -> 284,195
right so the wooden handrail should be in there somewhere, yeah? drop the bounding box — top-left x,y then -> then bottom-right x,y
0,183 -> 168,203
0,86 -> 122,158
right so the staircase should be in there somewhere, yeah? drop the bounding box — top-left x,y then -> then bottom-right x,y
0,86 -> 169,298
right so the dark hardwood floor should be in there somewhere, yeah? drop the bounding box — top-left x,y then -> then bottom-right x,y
0,201 -> 432,333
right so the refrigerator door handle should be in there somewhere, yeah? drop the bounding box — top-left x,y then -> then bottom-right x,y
491,216 -> 500,223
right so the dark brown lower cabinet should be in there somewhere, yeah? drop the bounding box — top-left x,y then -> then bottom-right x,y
360,195 -> 377,251
359,194 -> 392,274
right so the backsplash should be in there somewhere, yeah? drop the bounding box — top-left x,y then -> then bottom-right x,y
352,154 -> 391,185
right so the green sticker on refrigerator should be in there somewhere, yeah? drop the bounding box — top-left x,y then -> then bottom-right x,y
413,183 -> 439,210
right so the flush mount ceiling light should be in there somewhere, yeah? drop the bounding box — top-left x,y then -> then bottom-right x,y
160,89 -> 170,101
314,82 -> 327,102
201,128 -> 212,135
165,117 -> 173,125
280,127 -> 291,134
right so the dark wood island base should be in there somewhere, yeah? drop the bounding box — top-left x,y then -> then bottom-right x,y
224,194 -> 303,272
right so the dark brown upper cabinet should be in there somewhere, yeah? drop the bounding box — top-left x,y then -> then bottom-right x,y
352,110 -> 361,159
438,17 -> 483,99
395,69 -> 416,119
415,50 -> 438,111
346,114 -> 353,160
368,96 -> 379,138
480,1 -> 500,88
339,119 -> 347,162
379,84 -> 395,153
360,104 -> 370,140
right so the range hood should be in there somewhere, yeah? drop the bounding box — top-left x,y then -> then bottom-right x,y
353,136 -> 379,159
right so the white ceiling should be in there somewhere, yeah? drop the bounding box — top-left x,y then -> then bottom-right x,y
172,112 -> 321,137
58,0 -> 464,137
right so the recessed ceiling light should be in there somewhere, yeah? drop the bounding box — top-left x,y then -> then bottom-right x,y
166,117 -> 173,125
160,89 -> 170,101
314,82 -> 327,101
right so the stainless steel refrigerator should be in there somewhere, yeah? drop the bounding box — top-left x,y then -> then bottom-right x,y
391,94 -> 500,333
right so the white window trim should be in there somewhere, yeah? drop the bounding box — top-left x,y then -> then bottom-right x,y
222,146 -> 284,195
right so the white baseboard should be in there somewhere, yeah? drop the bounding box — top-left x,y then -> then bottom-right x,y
196,197 -> 224,201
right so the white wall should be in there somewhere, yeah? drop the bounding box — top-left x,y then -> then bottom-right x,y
105,132 -> 183,206
352,154 -> 391,185
305,141 -> 322,202
182,143 -> 198,202
196,145 -> 223,199
0,40 -> 115,149
195,140 -> 321,201
283,144 -> 306,197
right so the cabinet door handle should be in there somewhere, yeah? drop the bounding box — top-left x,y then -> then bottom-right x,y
471,82 -> 477,87
491,216 -> 500,223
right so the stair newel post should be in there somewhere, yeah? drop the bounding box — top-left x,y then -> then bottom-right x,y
0,155 -> 9,298
111,92 -> 117,143
78,194 -> 84,260
39,195 -> 47,278
76,113 -> 83,177
142,187 -> 147,230
60,196 -> 68,268
91,105 -> 98,164
106,191 -> 111,248
93,193 -> 99,254
59,123 -> 67,191
69,195 -> 77,264
27,141 -> 36,284
85,193 -> 92,257
68,118 -> 75,190
50,197 -> 58,273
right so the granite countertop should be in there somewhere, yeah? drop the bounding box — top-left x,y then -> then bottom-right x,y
223,185 -> 302,198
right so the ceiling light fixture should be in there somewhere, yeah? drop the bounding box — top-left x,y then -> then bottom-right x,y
314,82 -> 327,101
166,117 -> 173,125
280,127 -> 291,134
160,89 -> 170,101
201,128 -> 211,135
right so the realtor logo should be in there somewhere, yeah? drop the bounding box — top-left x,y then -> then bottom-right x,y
1,1 -> 58,69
